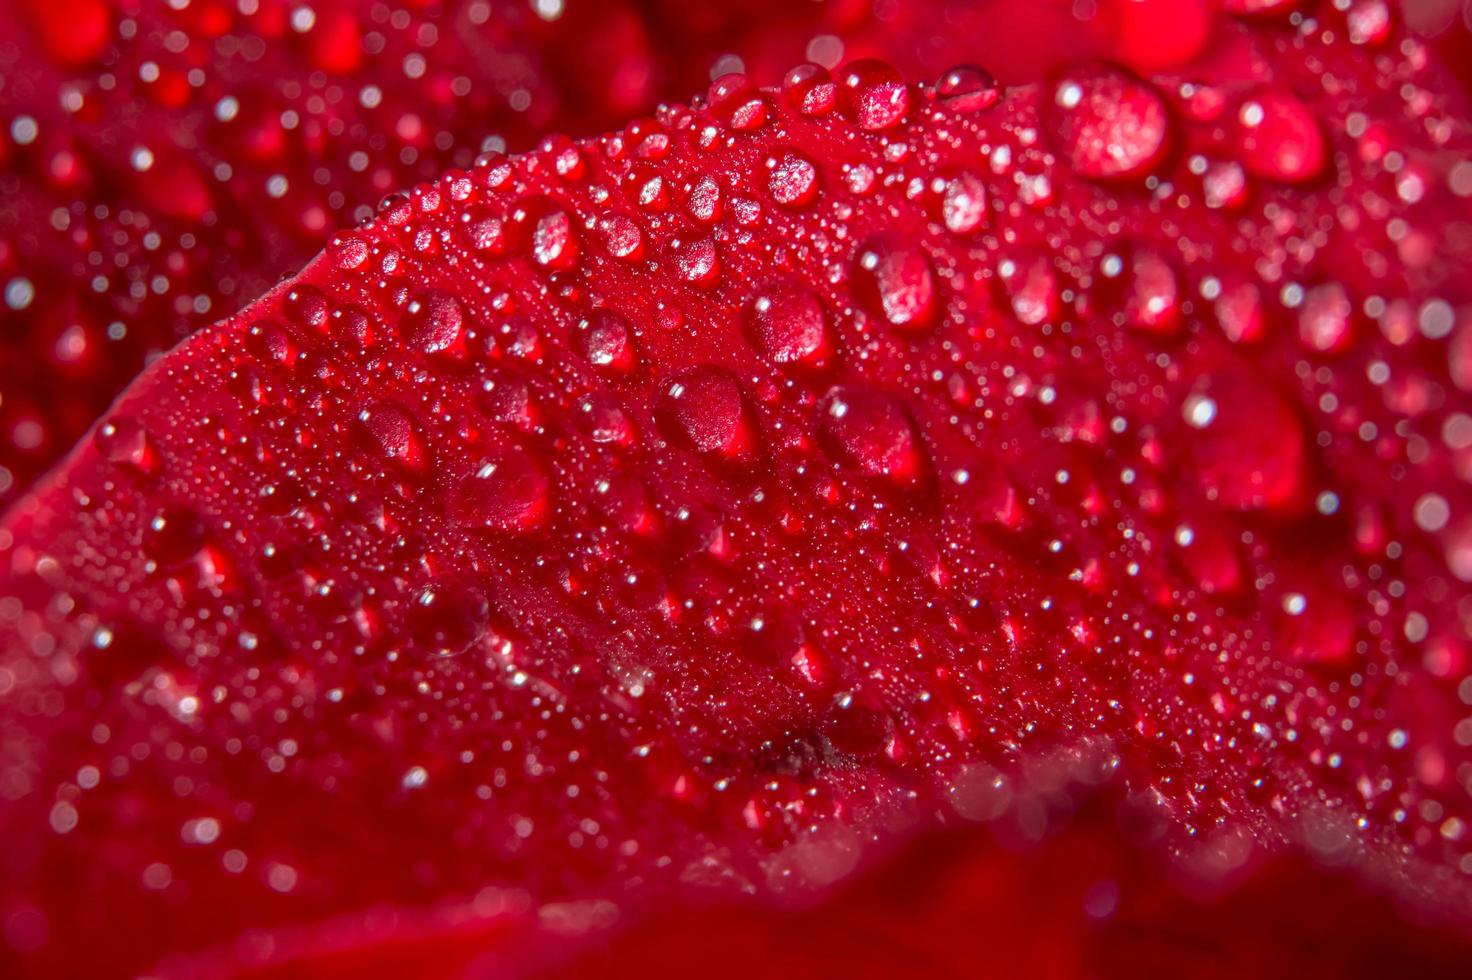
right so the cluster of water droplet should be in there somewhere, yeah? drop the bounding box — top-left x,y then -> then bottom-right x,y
3,1 -> 1472,969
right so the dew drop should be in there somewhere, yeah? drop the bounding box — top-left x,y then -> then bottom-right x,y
330,234 -> 369,270
358,402 -> 427,470
1298,282 -> 1354,355
403,291 -> 464,356
93,416 -> 155,472
687,175 -> 723,224
819,386 -> 926,485
531,206 -> 579,270
1099,247 -> 1180,334
854,236 -> 939,331
745,282 -> 829,366
766,150 -> 819,208
144,509 -> 207,568
577,310 -> 636,370
939,172 -> 988,235
935,65 -> 1000,113
659,367 -> 759,462
1188,373 -> 1308,513
449,447 -> 552,532
1048,66 -> 1170,181
1236,89 -> 1327,184
407,583 -> 490,656
676,238 -> 721,287
839,59 -> 910,131
781,63 -> 837,116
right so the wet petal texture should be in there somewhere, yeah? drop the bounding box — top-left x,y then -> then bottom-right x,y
2,4 -> 1472,977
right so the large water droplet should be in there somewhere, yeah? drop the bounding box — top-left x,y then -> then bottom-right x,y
819,386 -> 926,485
1098,247 -> 1180,334
144,509 -> 207,568
745,282 -> 829,366
676,238 -> 721,287
839,59 -> 910,131
659,367 -> 759,462
358,402 -> 427,471
782,63 -> 838,116
999,252 -> 1058,326
93,416 -> 156,472
938,172 -> 988,235
1236,89 -> 1327,184
766,150 -> 819,208
403,291 -> 464,356
1187,372 -> 1308,514
449,446 -> 551,532
531,207 -> 579,269
821,692 -> 894,757
1048,66 -> 1170,181
1276,582 -> 1356,664
407,582 -> 490,656
577,310 -> 636,370
854,236 -> 939,331
935,65 -> 1000,113
1297,282 -> 1354,354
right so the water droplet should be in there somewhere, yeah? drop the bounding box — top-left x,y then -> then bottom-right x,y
403,291 -> 464,356
1099,247 -> 1180,334
687,175 -> 723,224
531,206 -> 579,269
449,446 -> 551,532
358,402 -> 427,470
999,252 -> 1058,326
144,509 -> 207,568
1048,66 -> 1170,181
839,59 -> 910,131
1236,89 -> 1326,184
948,763 -> 1013,821
1277,582 -> 1356,664
461,206 -> 508,254
1222,0 -> 1302,12
1213,280 -> 1265,343
781,63 -> 837,116
745,282 -> 829,366
1188,372 -> 1308,513
283,285 -> 329,334
577,310 -> 636,370
854,236 -> 939,330
821,693 -> 893,757
407,582 -> 490,656
579,393 -> 637,446
1298,282 -> 1354,354
598,214 -> 644,262
676,238 -> 720,287
330,234 -> 369,269
659,367 -> 759,462
938,172 -> 988,235
766,150 -> 819,208
93,416 -> 155,471
819,386 -> 926,484
935,65 -> 1000,113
